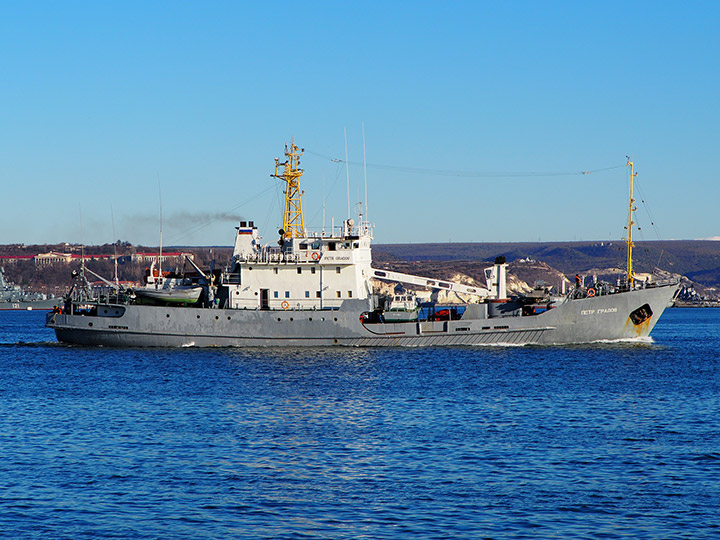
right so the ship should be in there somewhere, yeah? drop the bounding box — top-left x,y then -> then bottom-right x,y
1,267 -> 60,311
46,142 -> 679,346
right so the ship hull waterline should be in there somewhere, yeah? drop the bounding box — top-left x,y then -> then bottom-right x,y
47,284 -> 677,347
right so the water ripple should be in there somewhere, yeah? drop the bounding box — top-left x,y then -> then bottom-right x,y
0,309 -> 719,538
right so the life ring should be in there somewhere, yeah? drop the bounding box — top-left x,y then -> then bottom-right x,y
281,301 -> 289,310
587,288 -> 596,297
311,252 -> 320,261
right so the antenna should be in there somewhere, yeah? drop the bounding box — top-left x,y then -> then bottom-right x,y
362,122 -> 368,223
158,174 -> 163,283
111,203 -> 119,287
79,203 -> 85,271
344,127 -> 350,218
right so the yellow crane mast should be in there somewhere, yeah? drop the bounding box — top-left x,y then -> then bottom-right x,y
625,158 -> 637,285
272,139 -> 306,239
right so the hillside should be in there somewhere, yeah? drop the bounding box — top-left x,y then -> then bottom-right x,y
1,240 -> 719,302
373,240 -> 720,289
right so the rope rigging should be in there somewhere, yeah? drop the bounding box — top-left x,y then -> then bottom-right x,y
304,149 -> 625,178
633,175 -> 667,273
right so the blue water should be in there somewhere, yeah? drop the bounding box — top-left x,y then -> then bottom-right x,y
1,309 -> 719,539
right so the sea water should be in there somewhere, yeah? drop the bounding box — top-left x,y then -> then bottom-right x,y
0,309 -> 718,539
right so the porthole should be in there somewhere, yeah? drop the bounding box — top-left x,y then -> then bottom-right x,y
277,318 -> 281,322
166,314 -> 170,318
290,317 -> 294,321
309,317 -> 313,321
197,315 -> 200,319
88,322 -> 93,327
334,318 -> 338,321
215,316 -> 219,320
227,316 -> 231,321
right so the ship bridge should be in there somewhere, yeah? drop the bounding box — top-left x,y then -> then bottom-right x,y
223,217 -> 375,311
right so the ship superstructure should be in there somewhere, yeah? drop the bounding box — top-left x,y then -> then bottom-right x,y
225,218 -> 374,310
46,142 -> 679,347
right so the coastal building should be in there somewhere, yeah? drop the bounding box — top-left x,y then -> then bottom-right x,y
127,252 -> 195,264
34,252 -> 75,267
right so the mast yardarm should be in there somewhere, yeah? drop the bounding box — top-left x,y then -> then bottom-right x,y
272,139 -> 306,239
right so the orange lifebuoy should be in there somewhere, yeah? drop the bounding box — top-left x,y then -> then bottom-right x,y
281,301 -> 289,310
587,288 -> 596,297
311,252 -> 320,261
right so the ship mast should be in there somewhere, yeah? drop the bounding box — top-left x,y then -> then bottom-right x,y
625,157 -> 637,284
272,139 -> 306,239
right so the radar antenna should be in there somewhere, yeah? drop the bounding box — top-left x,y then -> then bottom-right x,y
272,138 -> 306,239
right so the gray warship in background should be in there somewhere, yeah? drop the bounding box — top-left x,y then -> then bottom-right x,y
1,267 -> 60,310
46,143 -> 679,347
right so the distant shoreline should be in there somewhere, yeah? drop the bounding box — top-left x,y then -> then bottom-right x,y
672,302 -> 720,308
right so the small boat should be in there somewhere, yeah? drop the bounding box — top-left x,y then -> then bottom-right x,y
131,262 -> 203,305
382,292 -> 420,322
133,285 -> 203,304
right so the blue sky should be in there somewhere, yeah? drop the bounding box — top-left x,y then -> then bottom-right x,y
1,1 -> 718,247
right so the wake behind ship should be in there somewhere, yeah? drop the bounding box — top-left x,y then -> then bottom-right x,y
47,142 -> 679,347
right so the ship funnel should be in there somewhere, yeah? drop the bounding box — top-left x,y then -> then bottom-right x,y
484,256 -> 508,300
232,221 -> 260,258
